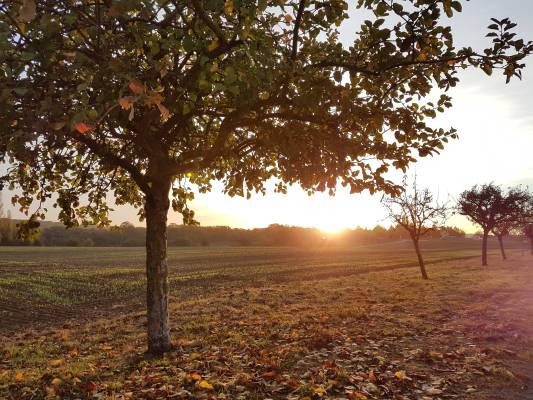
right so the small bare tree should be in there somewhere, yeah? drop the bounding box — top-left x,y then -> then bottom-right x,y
382,177 -> 449,280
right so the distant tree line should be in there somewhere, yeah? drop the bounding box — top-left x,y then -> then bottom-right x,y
0,218 -> 470,248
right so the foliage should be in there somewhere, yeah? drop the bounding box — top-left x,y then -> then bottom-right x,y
457,184 -> 531,234
0,1 -> 532,226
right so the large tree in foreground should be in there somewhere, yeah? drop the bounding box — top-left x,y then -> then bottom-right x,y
383,177 -> 448,279
1,1 -> 531,354
457,184 -> 531,266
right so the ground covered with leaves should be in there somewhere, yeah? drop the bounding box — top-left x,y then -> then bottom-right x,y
1,247 -> 533,399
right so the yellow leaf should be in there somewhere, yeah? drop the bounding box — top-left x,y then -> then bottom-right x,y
394,370 -> 407,380
48,359 -> 64,367
313,386 -> 326,394
198,380 -> 213,390
51,378 -> 62,386
100,344 -> 113,351
207,39 -> 219,52
15,371 -> 25,382
190,372 -> 202,381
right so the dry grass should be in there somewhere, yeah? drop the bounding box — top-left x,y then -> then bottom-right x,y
1,244 -> 533,399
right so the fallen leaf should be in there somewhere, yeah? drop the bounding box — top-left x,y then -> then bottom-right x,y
15,371 -> 25,382
394,370 -> 407,380
190,372 -> 202,381
48,359 -> 64,368
51,378 -> 62,386
313,386 -> 326,394
198,380 -> 213,390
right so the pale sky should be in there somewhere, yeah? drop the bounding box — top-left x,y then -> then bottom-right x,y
3,1 -> 533,233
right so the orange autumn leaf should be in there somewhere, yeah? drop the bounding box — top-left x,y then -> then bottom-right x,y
73,122 -> 95,134
15,371 -> 24,382
190,372 -> 202,381
129,80 -> 146,94
416,52 -> 428,62
368,370 -> 376,381
118,97 -> 135,110
284,14 -> 293,23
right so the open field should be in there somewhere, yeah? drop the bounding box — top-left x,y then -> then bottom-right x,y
1,240 -> 533,399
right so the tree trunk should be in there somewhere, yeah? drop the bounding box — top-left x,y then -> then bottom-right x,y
529,237 -> 533,256
412,237 -> 429,280
145,179 -> 172,355
482,229 -> 489,266
497,234 -> 507,260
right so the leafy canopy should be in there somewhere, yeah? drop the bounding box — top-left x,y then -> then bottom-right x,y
1,0 -> 531,227
457,184 -> 532,233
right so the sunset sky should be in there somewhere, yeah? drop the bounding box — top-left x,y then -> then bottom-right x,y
4,1 -> 533,233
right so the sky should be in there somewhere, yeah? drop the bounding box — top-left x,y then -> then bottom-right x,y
3,1 -> 533,233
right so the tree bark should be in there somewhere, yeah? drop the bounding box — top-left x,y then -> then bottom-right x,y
145,179 -> 172,355
412,237 -> 429,280
497,234 -> 507,260
482,229 -> 489,266
529,237 -> 533,256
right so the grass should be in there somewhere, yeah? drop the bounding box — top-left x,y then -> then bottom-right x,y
1,239 -> 532,399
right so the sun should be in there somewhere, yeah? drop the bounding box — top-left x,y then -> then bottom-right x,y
315,220 -> 349,234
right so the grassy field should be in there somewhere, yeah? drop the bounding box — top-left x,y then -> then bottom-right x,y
1,239 -> 533,399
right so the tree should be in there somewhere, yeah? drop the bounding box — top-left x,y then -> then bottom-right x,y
525,224 -> 533,256
382,177 -> 448,279
457,184 -> 531,266
1,1 -> 531,354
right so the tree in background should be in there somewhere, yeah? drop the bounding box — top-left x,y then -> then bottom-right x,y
0,193 -> 16,243
457,184 -> 531,265
525,224 -> 533,256
382,177 -> 448,279
1,1 -> 531,354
